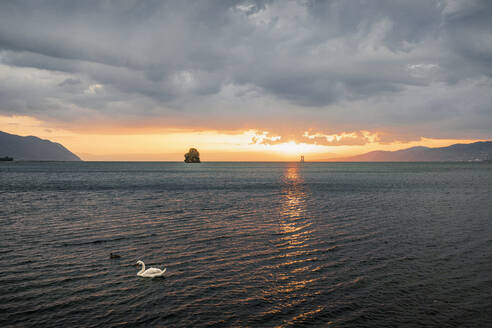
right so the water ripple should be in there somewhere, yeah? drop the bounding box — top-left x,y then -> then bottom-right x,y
1,162 -> 491,327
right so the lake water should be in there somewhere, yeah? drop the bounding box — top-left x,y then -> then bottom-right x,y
1,162 -> 491,327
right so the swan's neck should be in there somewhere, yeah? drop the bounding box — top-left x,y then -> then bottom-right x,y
138,262 -> 145,274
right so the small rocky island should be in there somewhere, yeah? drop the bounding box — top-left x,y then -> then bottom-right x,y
184,148 -> 201,163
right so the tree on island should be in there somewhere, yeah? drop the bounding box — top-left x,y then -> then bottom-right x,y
184,148 -> 201,163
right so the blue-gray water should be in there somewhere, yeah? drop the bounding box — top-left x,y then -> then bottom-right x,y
1,162 -> 492,327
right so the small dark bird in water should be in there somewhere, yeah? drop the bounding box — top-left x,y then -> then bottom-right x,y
110,253 -> 121,259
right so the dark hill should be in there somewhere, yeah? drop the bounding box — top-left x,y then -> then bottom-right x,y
0,131 -> 81,161
331,141 -> 492,162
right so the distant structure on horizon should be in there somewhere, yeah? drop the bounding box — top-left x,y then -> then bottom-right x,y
300,155 -> 305,162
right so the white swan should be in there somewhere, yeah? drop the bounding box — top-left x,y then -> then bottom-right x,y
136,260 -> 166,278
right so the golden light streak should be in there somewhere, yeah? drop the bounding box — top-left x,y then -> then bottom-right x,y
0,115 -> 486,161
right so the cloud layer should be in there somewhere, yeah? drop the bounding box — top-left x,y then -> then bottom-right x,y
0,0 -> 491,144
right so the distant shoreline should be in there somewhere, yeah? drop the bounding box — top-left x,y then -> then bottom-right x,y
3,160 -> 491,163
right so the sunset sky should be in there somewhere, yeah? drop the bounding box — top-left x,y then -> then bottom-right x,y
0,1 -> 491,161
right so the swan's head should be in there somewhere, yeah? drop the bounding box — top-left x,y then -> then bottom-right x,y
136,260 -> 144,266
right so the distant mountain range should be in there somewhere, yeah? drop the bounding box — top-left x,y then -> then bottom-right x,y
1,129 -> 491,162
0,131 -> 81,161
331,141 -> 492,162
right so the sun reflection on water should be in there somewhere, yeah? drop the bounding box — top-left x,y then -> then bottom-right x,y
279,164 -> 311,248
261,163 -> 324,324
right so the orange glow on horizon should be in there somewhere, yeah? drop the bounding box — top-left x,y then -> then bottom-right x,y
0,115 -> 487,161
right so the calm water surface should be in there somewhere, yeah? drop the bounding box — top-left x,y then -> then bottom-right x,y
1,162 -> 491,327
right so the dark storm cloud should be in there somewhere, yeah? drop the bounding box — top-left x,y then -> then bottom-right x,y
58,78 -> 81,87
0,0 -> 491,141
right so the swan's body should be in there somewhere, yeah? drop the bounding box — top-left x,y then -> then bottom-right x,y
136,260 -> 166,278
